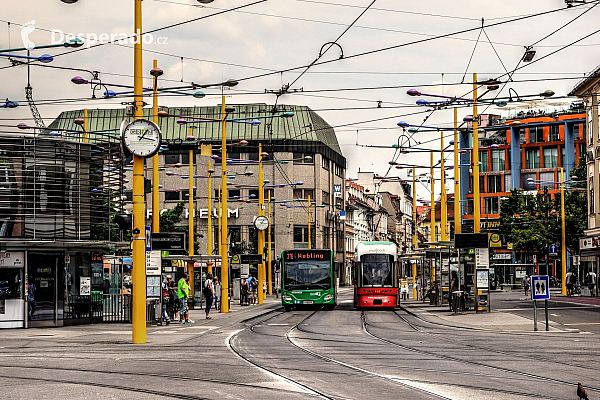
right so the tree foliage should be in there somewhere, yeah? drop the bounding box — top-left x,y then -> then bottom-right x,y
499,157 -> 587,255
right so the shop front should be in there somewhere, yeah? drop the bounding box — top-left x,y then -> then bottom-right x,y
0,251 -> 25,328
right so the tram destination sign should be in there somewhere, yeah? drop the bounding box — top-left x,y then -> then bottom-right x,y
284,249 -> 331,261
455,233 -> 488,249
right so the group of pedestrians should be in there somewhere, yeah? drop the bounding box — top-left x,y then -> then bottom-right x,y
240,276 -> 259,305
161,274 -> 194,324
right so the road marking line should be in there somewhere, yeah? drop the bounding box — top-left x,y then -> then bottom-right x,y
563,322 -> 600,326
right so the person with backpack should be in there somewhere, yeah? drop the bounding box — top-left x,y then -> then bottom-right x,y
240,278 -> 249,305
213,276 -> 221,311
203,273 -> 214,319
248,276 -> 258,305
168,276 -> 179,321
587,270 -> 597,296
161,276 -> 171,325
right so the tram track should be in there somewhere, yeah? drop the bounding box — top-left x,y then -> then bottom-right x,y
394,309 -> 600,374
362,310 -> 600,396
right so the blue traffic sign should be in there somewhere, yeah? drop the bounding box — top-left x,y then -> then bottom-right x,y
548,244 -> 558,256
531,275 -> 550,300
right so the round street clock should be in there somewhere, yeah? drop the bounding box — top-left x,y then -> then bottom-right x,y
122,119 -> 162,158
254,215 -> 270,231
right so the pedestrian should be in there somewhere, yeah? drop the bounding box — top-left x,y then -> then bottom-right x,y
203,273 -> 214,320
177,273 -> 194,324
161,276 -> 171,325
27,282 -> 36,318
213,276 -> 221,310
249,276 -> 258,305
414,280 -> 420,301
524,275 -> 531,297
566,270 -> 574,297
586,270 -> 596,296
450,271 -> 459,311
240,278 -> 249,305
168,276 -> 179,321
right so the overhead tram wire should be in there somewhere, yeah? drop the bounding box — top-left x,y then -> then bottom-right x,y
287,0 -> 376,89
227,1 -> 600,86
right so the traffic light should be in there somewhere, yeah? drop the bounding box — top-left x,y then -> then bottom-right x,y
113,214 -> 132,231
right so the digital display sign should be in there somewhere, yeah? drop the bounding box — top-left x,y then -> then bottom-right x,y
284,249 -> 331,261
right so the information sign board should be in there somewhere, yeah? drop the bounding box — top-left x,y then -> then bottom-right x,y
531,275 -> 550,300
476,270 -> 489,289
475,248 -> 489,269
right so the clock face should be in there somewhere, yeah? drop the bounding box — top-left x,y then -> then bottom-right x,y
122,119 -> 162,158
254,215 -> 270,231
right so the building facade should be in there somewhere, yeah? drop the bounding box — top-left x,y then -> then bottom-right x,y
571,66 -> 600,288
51,104 -> 348,287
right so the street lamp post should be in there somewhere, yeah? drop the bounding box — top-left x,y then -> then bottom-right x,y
472,73 -> 481,234
560,168 -> 567,295
453,108 -> 461,235
151,61 -> 162,234
440,132 -> 448,242
258,144 -> 266,304
207,161 -> 214,274
131,0 -> 146,344
412,167 -> 418,299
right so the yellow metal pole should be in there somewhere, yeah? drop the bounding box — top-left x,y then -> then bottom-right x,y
268,189 -> 272,295
454,108 -> 460,235
430,152 -> 435,284
441,132 -> 448,242
308,195 -> 312,249
132,0 -> 146,344
561,168 -> 567,295
207,161 -> 213,274
152,60 -> 160,234
218,185 -> 222,257
83,108 -> 88,143
220,96 -> 229,313
473,73 -> 481,234
188,145 -> 194,301
258,144 -> 265,304
430,152 -> 435,245
412,167 -> 417,299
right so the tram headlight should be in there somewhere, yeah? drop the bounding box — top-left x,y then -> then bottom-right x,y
323,294 -> 334,301
283,295 -> 292,302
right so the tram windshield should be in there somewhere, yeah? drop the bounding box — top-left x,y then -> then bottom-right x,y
284,260 -> 331,290
360,254 -> 393,286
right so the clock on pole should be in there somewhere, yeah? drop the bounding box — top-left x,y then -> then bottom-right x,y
254,215 -> 270,231
122,119 -> 162,158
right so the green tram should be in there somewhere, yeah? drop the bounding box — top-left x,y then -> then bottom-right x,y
281,249 -> 337,311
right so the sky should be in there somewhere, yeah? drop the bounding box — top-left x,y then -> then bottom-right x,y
1,0 -> 600,200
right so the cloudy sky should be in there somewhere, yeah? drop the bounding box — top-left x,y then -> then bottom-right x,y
2,0 -> 599,193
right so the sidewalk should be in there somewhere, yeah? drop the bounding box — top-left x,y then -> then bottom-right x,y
0,294 -> 282,345
400,293 -> 562,332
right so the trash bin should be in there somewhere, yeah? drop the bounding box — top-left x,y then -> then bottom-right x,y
429,284 -> 439,305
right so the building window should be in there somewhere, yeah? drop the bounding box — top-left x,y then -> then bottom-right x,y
293,188 -> 314,200
228,189 -> 241,199
522,173 -> 536,189
323,227 -> 330,248
293,152 -> 314,164
543,148 -> 558,168
549,125 -> 560,142
530,126 -> 543,143
519,129 -> 526,144
248,152 -> 259,161
322,157 -> 330,170
525,149 -> 540,169
165,190 -> 180,201
322,190 -> 330,205
293,225 -> 315,248
504,174 -> 511,191
484,197 -> 499,214
574,123 -> 580,139
539,172 -> 555,191
590,176 -> 595,214
334,164 -> 343,178
164,154 -> 179,165
125,191 -> 133,202
164,153 -> 189,165
487,175 -> 502,193
479,151 -> 488,172
491,149 -> 505,171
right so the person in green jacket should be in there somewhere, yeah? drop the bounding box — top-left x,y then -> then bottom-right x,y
177,273 -> 194,324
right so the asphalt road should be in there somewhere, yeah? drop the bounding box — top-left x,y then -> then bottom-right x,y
0,288 -> 598,399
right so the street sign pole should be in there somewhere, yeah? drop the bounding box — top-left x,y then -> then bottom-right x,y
533,300 -> 538,331
545,299 -> 549,331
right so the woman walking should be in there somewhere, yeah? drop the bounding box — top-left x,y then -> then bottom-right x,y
203,273 -> 214,320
